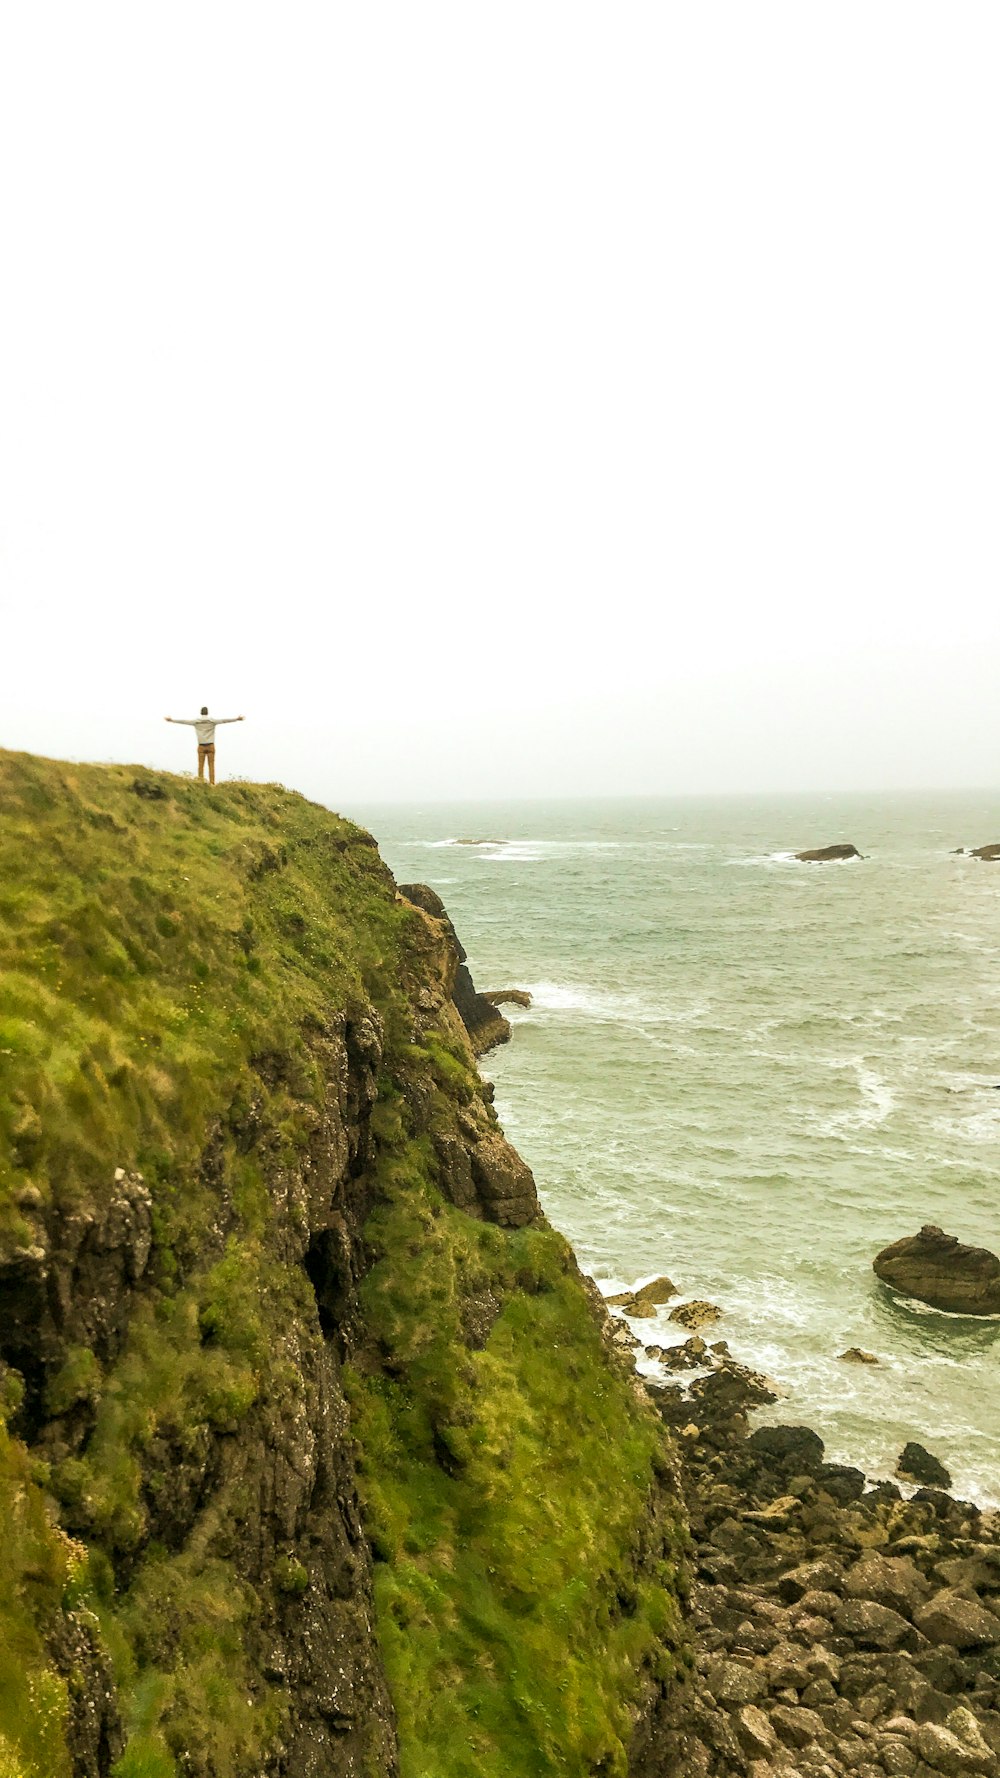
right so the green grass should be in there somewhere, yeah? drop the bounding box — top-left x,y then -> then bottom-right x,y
346,1133 -> 687,1778
0,1419 -> 78,1778
0,749 -> 407,1775
0,747 -> 686,1776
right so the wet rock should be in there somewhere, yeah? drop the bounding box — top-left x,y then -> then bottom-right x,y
874,1225 -> 1000,1316
747,1423 -> 825,1476
609,1275 -> 678,1315
795,843 -> 863,861
913,1589 -> 1000,1650
969,843 -> 1000,861
839,1347 -> 880,1364
658,1335 -> 709,1369
897,1442 -> 953,1489
668,1300 -> 722,1331
481,988 -> 533,1009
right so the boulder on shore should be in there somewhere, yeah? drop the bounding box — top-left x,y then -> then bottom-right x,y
896,1440 -> 952,1489
873,1224 -> 1000,1316
795,843 -> 862,862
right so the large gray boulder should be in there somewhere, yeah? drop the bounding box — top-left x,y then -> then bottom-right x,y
874,1224 -> 1000,1315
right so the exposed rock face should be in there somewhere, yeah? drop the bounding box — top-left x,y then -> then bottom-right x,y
398,882 -> 513,1055
971,843 -> 1000,860
795,843 -> 863,862
874,1224 -> 1000,1315
481,987 -> 533,1009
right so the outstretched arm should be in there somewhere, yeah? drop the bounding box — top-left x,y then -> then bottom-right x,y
165,717 -> 198,725
214,715 -> 246,724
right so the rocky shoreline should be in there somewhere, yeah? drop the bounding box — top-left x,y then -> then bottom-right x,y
606,1310 -> 1000,1777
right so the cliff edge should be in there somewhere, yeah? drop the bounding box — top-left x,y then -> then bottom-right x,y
0,750 -> 687,1778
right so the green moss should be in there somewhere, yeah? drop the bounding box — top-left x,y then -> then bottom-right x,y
346,1140 -> 686,1778
0,1418 -> 78,1778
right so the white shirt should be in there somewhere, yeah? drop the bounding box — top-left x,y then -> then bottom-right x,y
172,715 -> 241,744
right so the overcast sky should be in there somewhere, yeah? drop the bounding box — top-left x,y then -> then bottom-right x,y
2,5 -> 997,804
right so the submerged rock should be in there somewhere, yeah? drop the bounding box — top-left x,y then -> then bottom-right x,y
794,842 -> 862,862
838,1346 -> 880,1364
874,1224 -> 1000,1316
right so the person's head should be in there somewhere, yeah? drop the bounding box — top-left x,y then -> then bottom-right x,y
200,706 -> 208,716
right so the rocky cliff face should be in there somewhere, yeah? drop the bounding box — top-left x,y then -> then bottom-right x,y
0,751 -> 687,1778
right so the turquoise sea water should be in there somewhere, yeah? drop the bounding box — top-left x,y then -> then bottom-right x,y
352,793 -> 1000,1503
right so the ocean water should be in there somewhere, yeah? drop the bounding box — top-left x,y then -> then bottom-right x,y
352,793 -> 1000,1503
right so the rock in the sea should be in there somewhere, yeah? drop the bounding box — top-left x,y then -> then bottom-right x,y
607,1276 -> 677,1316
482,989 -> 533,1009
668,1299 -> 721,1331
795,843 -> 862,862
970,842 -> 1000,860
873,1224 -> 1000,1316
896,1440 -> 953,1489
838,1346 -> 879,1364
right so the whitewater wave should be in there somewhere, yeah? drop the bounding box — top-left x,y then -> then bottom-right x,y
522,979 -> 708,1027
814,1058 -> 895,1135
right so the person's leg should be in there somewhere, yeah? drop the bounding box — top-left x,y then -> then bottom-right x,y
207,745 -> 216,786
197,745 -> 205,779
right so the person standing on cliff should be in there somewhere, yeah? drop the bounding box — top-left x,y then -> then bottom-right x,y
164,707 -> 245,784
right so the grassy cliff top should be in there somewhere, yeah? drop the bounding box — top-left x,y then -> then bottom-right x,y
0,748 -> 405,1230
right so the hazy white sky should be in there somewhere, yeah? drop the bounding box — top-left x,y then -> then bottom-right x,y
2,5 -> 998,802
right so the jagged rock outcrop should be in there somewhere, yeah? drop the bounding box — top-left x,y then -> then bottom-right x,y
874,1224 -> 1000,1315
795,843 -> 862,862
954,842 -> 1000,860
398,882 -> 512,1055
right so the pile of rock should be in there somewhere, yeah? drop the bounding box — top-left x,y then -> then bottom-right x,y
643,1343 -> 1000,1778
